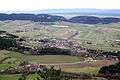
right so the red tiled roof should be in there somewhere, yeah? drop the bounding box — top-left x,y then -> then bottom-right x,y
30,64 -> 40,67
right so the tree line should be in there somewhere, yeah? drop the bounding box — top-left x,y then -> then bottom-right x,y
99,62 -> 120,74
38,47 -> 71,55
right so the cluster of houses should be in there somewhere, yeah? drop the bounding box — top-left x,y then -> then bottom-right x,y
36,38 -> 78,49
19,37 -> 120,61
90,54 -> 119,61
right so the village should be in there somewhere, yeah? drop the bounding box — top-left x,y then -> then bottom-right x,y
36,37 -> 120,60
17,37 -> 120,61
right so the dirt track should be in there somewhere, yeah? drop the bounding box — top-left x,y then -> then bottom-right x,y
42,60 -> 118,68
40,59 -> 89,66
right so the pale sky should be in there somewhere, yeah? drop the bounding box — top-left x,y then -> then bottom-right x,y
0,0 -> 120,11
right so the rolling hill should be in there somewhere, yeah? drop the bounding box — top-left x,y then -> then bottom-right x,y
0,13 -> 120,24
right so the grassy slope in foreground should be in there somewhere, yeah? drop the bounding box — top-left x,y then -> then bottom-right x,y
0,74 -> 21,80
0,50 -> 84,64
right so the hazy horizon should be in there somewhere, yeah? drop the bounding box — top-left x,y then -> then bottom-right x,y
0,0 -> 120,11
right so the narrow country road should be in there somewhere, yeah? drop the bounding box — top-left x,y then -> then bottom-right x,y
40,59 -> 92,65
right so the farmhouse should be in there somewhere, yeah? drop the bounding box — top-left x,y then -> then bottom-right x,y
27,64 -> 44,72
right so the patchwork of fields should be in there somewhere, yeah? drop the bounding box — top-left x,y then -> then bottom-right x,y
0,20 -> 120,80
0,50 -> 118,74
1,20 -> 120,50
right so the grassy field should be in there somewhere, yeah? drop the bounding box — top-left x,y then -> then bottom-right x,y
60,67 -> 100,74
22,41 -> 43,46
48,60 -> 118,74
26,73 -> 43,80
0,50 -> 84,64
81,44 -> 120,51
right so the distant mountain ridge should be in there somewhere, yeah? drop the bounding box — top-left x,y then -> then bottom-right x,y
0,13 -> 120,24
69,16 -> 120,24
